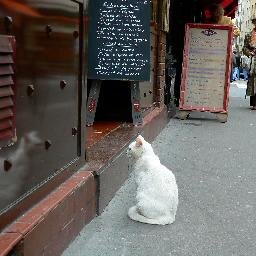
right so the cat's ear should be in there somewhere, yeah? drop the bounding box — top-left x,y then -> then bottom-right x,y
135,137 -> 143,147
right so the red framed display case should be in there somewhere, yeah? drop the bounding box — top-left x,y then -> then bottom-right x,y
179,23 -> 233,114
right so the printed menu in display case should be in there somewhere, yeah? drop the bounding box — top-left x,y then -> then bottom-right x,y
179,23 -> 233,113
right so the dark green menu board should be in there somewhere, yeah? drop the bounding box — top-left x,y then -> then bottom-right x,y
88,0 -> 150,81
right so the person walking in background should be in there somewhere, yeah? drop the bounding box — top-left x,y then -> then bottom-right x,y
242,16 -> 256,110
231,50 -> 236,82
206,3 -> 240,37
241,55 -> 249,81
235,51 -> 242,80
232,50 -> 240,81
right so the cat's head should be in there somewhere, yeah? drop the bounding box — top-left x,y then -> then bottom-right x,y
127,135 -> 153,159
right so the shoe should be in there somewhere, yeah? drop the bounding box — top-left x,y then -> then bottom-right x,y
251,106 -> 256,110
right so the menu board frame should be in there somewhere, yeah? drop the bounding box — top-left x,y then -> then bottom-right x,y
179,23 -> 233,113
87,0 -> 150,81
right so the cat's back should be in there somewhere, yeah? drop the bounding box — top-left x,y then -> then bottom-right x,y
147,158 -> 176,178
139,160 -> 177,187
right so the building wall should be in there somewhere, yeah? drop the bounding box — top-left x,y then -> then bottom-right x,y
0,0 -> 87,230
236,0 -> 254,51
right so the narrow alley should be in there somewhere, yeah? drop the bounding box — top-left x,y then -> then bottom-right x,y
62,82 -> 256,256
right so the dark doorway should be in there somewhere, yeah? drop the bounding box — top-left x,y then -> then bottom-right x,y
94,81 -> 133,123
166,0 -> 205,108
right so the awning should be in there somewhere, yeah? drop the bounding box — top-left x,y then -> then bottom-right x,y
0,0 -> 41,17
221,0 -> 238,18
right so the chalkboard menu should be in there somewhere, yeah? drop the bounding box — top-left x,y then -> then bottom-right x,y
179,23 -> 232,113
88,0 -> 150,81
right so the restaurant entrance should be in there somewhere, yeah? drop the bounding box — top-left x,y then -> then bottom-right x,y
166,0 -> 238,109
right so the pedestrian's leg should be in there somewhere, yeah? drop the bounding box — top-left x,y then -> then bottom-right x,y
233,67 -> 239,81
232,68 -> 236,81
244,69 -> 248,80
230,69 -> 233,82
250,95 -> 256,110
239,67 -> 243,80
236,67 -> 239,80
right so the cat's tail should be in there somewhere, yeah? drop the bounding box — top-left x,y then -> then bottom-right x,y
128,206 -> 175,225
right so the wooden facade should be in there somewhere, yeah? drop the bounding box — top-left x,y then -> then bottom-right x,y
0,0 -> 171,255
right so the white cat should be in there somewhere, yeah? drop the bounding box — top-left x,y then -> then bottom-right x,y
127,135 -> 178,225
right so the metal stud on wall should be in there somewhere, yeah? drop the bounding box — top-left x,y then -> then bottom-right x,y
45,25 -> 52,37
4,16 -> 12,34
72,127 -> 78,136
60,80 -> 67,90
73,31 -> 79,39
4,160 -> 12,172
27,85 -> 35,96
44,140 -> 52,150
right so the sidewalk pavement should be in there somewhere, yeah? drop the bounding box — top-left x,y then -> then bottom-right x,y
63,84 -> 256,256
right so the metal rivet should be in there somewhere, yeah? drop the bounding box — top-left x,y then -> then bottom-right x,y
27,85 -> 35,96
45,140 -> 52,150
60,80 -> 67,90
72,127 -> 78,136
4,160 -> 12,172
73,30 -> 79,38
4,16 -> 13,24
4,16 -> 13,33
45,25 -> 52,36
149,90 -> 152,94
